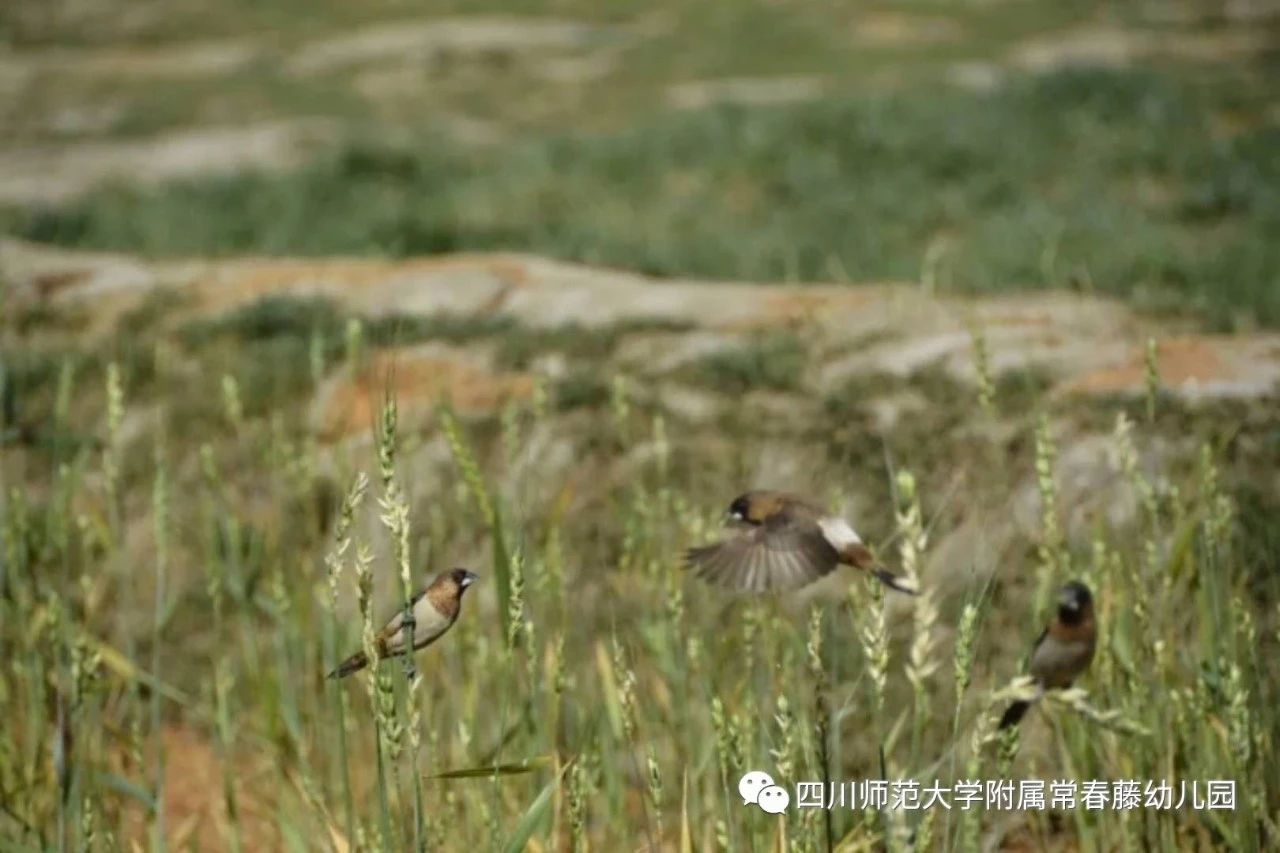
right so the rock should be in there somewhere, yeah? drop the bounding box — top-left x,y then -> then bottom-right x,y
313,344 -> 534,438
285,17 -> 606,76
1059,336 -> 1280,401
6,240 -> 1279,409
666,76 -> 828,110
0,120 -> 336,205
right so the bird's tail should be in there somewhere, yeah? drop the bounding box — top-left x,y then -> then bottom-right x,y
872,568 -> 919,596
328,650 -> 369,679
998,700 -> 1031,729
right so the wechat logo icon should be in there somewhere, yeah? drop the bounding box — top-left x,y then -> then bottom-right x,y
739,770 -> 790,815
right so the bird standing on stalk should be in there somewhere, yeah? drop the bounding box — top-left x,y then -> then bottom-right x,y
998,580 -> 1097,729
329,568 -> 478,679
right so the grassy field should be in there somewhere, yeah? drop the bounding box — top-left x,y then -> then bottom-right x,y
2,293 -> 1279,849
3,0 -> 1280,850
5,2 -> 1280,331
8,63 -> 1280,331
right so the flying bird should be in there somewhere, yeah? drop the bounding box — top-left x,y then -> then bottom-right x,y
998,580 -> 1097,729
685,490 -> 917,594
329,568 -> 478,679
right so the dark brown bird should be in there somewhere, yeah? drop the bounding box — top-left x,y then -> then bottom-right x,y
999,581 -> 1097,729
329,568 -> 478,679
685,490 -> 917,594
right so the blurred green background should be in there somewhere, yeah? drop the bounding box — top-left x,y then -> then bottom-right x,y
3,0 -> 1278,328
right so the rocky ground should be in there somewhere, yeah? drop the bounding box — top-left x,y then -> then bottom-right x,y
7,238 -> 1278,413
7,236 -> 1279,606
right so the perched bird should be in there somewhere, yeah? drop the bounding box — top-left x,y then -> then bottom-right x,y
685,490 -> 917,594
998,581 -> 1097,729
329,568 -> 478,679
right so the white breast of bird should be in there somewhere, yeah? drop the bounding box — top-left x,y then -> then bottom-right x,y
410,594 -> 452,646
380,595 -> 453,655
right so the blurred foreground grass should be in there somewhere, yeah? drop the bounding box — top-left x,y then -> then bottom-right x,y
1,303 -> 1278,849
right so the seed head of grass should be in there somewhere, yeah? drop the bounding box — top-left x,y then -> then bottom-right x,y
220,373 -> 243,430
343,317 -> 363,368
854,580 -> 888,717
685,634 -> 703,682
567,757 -> 589,852
507,548 -> 526,655
540,522 -> 564,599
377,666 -> 401,760
1223,663 -> 1253,767
1113,412 -> 1159,527
610,373 -> 631,437
551,632 -> 568,696
714,819 -> 730,851
353,543 -> 379,703
953,601 -> 979,707
309,325 -> 326,387
652,413 -> 669,480
711,696 -> 732,783
1144,337 -> 1160,423
806,605 -> 825,683
970,327 -> 995,419
70,631 -> 101,706
1033,411 -> 1063,610
664,568 -> 684,624
914,805 -> 937,852
771,694 -> 796,782
646,747 -> 665,837
102,361 -> 125,529
105,361 -> 124,441
897,470 -> 937,694
1041,687 -> 1152,737
54,359 -> 75,431
439,407 -> 494,528
326,472 -> 369,609
611,635 -> 638,744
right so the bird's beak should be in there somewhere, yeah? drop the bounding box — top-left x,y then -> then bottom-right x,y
460,571 -> 478,588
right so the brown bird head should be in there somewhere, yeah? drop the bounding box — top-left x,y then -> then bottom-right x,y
1056,581 -> 1093,626
424,568 -> 479,620
448,568 -> 479,595
725,491 -> 788,526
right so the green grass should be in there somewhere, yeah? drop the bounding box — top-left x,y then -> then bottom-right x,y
4,3 -> 1280,848
8,65 -> 1279,329
2,314 -> 1278,849
4,0 -> 1112,147
494,318 -> 694,370
688,331 -> 808,394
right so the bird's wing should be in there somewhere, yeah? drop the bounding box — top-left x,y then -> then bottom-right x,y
685,519 -> 840,592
